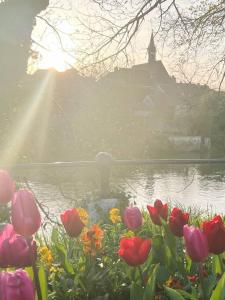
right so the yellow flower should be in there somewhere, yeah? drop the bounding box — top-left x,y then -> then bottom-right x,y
77,208 -> 88,225
50,266 -> 58,273
109,208 -> 121,224
39,246 -> 53,266
50,266 -> 63,274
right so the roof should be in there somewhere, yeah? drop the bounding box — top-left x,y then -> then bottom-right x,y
132,60 -> 170,80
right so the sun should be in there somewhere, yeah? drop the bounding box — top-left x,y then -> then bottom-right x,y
42,50 -> 69,72
29,19 -> 75,74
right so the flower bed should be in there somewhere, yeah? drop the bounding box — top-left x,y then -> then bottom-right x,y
0,170 -> 225,300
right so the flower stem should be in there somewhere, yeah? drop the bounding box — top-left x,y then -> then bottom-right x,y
199,262 -> 207,300
27,238 -> 42,300
138,266 -> 145,287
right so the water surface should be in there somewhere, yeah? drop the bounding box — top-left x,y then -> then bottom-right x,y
13,163 -> 225,217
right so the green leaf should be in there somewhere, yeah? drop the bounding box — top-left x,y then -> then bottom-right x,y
185,255 -> 192,273
203,275 -> 217,299
39,265 -> 48,300
178,289 -> 198,300
56,243 -> 74,275
150,235 -> 169,266
157,265 -> 170,285
143,264 -> 159,300
51,227 -> 59,244
164,286 -> 185,300
130,282 -> 144,300
212,255 -> 222,275
164,245 -> 174,270
210,272 -> 225,300
25,267 -> 34,280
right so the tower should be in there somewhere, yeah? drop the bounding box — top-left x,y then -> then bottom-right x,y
148,32 -> 156,63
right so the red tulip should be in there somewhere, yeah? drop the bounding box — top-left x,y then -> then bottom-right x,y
147,199 -> 168,225
0,170 -> 15,204
60,209 -> 84,237
118,236 -> 151,266
0,269 -> 35,300
183,225 -> 208,262
169,208 -> 189,237
0,224 -> 36,268
202,215 -> 225,255
123,206 -> 142,230
11,189 -> 41,237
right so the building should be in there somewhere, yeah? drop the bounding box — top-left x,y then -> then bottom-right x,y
98,33 -> 180,134
101,33 -> 175,87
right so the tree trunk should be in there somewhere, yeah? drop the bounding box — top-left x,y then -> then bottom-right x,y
0,0 -> 49,113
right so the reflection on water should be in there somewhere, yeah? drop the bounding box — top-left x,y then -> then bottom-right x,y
114,166 -> 225,214
13,164 -> 225,216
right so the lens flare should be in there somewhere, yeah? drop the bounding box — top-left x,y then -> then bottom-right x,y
0,71 -> 54,167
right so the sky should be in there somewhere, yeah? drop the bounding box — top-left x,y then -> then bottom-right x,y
29,0 -> 224,90
30,0 -> 185,69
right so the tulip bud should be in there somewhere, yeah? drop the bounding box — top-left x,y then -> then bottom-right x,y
169,208 -> 189,237
0,224 -> 36,268
147,199 -> 168,226
123,206 -> 142,230
0,269 -> 35,300
119,236 -> 151,266
183,225 -> 209,262
202,215 -> 225,254
11,189 -> 41,237
60,209 -> 85,237
0,170 -> 15,204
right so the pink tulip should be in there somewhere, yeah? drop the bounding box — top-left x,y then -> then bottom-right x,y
0,224 -> 36,268
123,206 -> 142,230
0,269 -> 35,300
183,225 -> 209,262
0,170 -> 15,204
11,189 -> 41,237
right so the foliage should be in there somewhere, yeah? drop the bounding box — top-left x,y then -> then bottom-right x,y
28,205 -> 225,300
0,170 -> 224,299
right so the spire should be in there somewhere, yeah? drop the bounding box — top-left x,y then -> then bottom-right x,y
148,32 -> 156,63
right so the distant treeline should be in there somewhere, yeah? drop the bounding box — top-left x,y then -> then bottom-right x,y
0,68 -> 225,164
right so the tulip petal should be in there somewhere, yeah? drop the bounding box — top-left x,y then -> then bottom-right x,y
12,189 -> 41,237
119,237 -> 151,266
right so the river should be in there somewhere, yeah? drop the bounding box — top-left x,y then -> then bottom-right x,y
12,163 -> 225,219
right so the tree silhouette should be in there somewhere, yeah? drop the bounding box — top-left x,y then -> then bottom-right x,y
0,0 -> 49,101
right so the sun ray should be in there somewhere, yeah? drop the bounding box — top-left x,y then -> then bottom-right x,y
35,73 -> 56,161
0,71 -> 54,167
